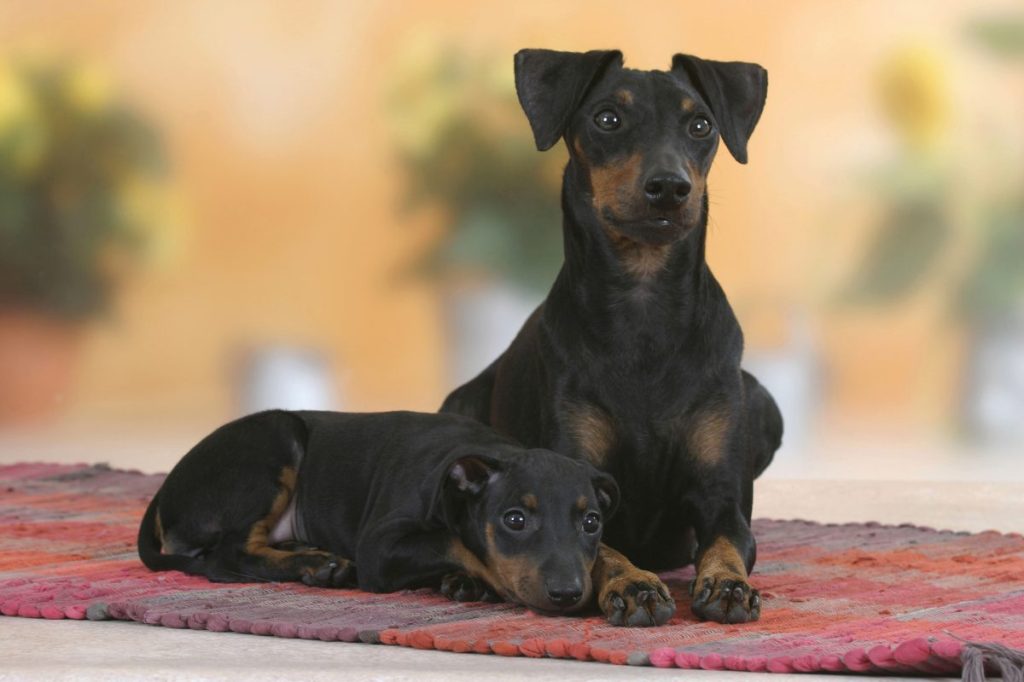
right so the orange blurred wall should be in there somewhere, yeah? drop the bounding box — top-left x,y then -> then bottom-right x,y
0,0 -> 1009,433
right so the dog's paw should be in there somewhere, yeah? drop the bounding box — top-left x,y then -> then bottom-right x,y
599,570 -> 675,627
300,555 -> 356,588
689,575 -> 760,623
440,572 -> 500,602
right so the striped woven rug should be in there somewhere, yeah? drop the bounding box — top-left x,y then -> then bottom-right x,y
2,462 -> 1023,677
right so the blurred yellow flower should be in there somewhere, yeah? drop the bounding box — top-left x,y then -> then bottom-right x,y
385,34 -> 469,157
876,45 -> 950,152
0,62 -> 30,135
0,60 -> 47,175
65,60 -> 113,115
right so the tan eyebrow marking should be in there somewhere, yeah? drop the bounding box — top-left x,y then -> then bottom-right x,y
576,495 -> 588,511
681,97 -> 696,112
522,494 -> 538,511
615,89 -> 634,105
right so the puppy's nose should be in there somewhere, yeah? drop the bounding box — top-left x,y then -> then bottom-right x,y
546,583 -> 583,607
644,172 -> 691,209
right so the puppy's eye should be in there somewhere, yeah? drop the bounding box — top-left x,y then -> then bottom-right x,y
594,109 -> 621,131
689,116 -> 712,139
582,512 -> 602,534
502,510 -> 527,531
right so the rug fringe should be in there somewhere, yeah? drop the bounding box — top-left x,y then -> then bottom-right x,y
962,642 -> 1024,682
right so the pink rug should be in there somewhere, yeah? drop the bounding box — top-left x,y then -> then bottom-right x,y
2,462 -> 1023,678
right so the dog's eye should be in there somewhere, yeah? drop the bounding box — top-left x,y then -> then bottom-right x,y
689,116 -> 712,139
502,510 -> 527,531
582,512 -> 602,534
594,109 -> 621,131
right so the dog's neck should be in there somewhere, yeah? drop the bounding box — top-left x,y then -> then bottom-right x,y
546,162 -> 715,334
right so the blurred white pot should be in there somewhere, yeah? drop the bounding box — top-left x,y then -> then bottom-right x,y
443,283 -> 541,388
742,313 -> 821,459
237,346 -> 339,414
963,312 -> 1024,446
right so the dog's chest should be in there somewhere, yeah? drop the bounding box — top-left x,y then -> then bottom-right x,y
562,388 -> 701,474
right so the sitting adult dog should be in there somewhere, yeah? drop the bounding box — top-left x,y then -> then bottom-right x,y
442,49 -> 783,625
138,410 -> 620,616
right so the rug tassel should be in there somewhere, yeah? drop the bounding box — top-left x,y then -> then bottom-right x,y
961,642 -> 1024,682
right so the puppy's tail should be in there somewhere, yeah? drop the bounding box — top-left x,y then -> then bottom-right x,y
137,495 -> 201,574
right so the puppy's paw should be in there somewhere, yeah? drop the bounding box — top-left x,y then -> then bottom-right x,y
300,555 -> 356,588
440,572 -> 500,602
599,570 -> 675,627
689,575 -> 760,623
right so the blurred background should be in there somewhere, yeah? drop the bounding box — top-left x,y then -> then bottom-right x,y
0,0 -> 1022,480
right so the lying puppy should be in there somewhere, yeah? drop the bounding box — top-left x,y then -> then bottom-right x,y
138,410 -> 620,616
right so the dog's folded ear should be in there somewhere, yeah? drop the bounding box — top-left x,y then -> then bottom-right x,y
446,455 -> 502,496
427,454 -> 503,527
515,48 -> 623,151
671,54 -> 768,164
590,467 -> 620,519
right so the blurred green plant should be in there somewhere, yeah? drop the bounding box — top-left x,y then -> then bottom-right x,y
384,40 -> 564,295
967,14 -> 1024,60
842,26 -> 1024,324
0,55 -> 171,320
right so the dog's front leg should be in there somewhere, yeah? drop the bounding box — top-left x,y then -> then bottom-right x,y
591,543 -> 676,626
688,499 -> 761,623
681,399 -> 764,624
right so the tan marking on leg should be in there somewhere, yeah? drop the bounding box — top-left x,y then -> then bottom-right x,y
154,509 -> 166,553
695,536 -> 747,585
565,402 -> 616,467
521,494 -> 538,511
615,89 -> 634,105
688,407 -> 732,466
592,543 -> 669,616
244,467 -> 307,566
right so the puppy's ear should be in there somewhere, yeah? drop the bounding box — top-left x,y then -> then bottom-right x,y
427,454 -> 503,528
671,54 -> 767,164
590,468 -> 620,519
515,48 -> 623,151
446,455 -> 501,496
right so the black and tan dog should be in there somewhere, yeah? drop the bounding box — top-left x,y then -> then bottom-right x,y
442,50 -> 783,625
138,409 -> 631,617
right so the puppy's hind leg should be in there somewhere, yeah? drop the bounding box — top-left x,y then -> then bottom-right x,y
211,468 -> 356,587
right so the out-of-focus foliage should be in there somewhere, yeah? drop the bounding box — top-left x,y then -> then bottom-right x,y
957,198 -> 1024,322
385,38 -> 565,294
840,46 -> 954,305
0,55 -> 171,319
842,29 -> 1024,322
967,14 -> 1024,60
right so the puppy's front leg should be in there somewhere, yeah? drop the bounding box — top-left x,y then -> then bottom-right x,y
592,543 -> 675,626
440,571 -> 501,603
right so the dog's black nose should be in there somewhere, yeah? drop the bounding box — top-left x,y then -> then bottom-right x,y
546,585 -> 583,607
644,173 -> 691,209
